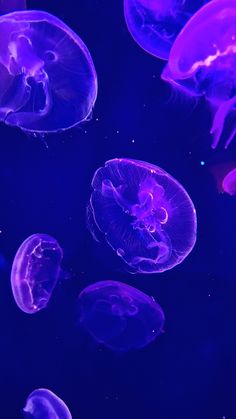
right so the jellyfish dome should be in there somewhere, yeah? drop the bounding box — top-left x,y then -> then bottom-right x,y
78,280 -> 165,351
124,0 -> 209,60
23,388 -> 72,419
162,0 -> 236,148
0,10 -> 97,133
222,167 -> 236,195
88,158 -> 197,274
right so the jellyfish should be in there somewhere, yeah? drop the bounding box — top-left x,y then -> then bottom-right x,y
162,0 -> 236,148
124,0 -> 209,60
88,158 -> 197,274
23,388 -> 72,419
0,0 -> 26,13
222,167 -> 236,195
11,233 -> 63,314
0,10 -> 97,133
78,280 -> 165,351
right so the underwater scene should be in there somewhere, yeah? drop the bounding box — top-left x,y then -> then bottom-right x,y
0,0 -> 235,418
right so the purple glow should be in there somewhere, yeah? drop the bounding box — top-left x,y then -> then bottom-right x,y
222,168 -> 236,195
124,0 -> 208,60
0,10 -> 97,133
88,158 -> 197,274
78,280 -> 165,351
162,0 -> 236,148
0,0 -> 26,13
11,234 -> 63,314
23,388 -> 72,418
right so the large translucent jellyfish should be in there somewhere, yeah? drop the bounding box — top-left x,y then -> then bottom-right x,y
0,10 -> 97,133
222,167 -> 236,195
162,0 -> 236,148
23,388 -> 72,419
78,280 -> 165,352
88,158 -> 197,274
124,0 -> 209,60
11,234 -> 63,314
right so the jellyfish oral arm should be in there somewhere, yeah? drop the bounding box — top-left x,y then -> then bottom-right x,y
0,0 -> 26,13
210,94 -> 236,149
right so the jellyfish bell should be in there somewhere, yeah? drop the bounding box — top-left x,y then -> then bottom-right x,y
0,10 -> 97,134
23,388 -> 72,419
222,167 -> 236,195
161,0 -> 236,149
124,0 -> 209,60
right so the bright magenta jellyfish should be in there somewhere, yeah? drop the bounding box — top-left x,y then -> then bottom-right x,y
124,0 -> 209,60
222,167 -> 236,195
88,158 -> 197,274
162,0 -> 236,149
0,9 -> 97,133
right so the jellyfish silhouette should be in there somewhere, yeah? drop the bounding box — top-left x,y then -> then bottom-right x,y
88,158 -> 197,274
78,280 -> 165,351
162,0 -> 236,148
11,234 -> 63,314
124,0 -> 209,60
222,168 -> 236,195
0,9 -> 97,133
23,388 -> 72,418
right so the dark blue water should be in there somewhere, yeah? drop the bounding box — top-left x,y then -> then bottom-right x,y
0,1 -> 235,418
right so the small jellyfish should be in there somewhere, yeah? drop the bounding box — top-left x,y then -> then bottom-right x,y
23,388 -> 72,419
124,0 -> 209,60
0,0 -> 26,13
222,167 -> 236,195
162,0 -> 236,148
11,233 -> 63,314
0,10 -> 97,133
88,158 -> 197,274
78,280 -> 165,351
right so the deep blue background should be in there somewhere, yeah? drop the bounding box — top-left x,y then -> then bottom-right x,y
0,1 -> 236,418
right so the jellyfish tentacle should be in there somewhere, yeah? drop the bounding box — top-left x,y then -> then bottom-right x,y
210,94 -> 236,148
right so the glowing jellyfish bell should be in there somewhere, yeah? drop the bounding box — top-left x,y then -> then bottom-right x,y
222,167 -> 236,195
124,0 -> 208,60
23,388 -> 72,419
162,0 -> 236,149
0,8 -> 97,133
88,158 -> 197,274
11,234 -> 63,314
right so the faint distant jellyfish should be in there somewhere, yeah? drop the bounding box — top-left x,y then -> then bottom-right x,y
0,0 -> 26,13
0,10 -> 97,133
162,0 -> 236,148
124,0 -> 209,60
78,280 -> 165,351
88,158 -> 197,274
222,168 -> 236,195
11,234 -> 63,314
23,388 -> 72,419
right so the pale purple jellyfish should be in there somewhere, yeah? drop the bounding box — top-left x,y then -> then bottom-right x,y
78,280 -> 165,351
23,388 -> 72,419
11,234 -> 63,314
162,0 -> 236,148
222,167 -> 236,195
88,158 -> 197,274
0,9 -> 97,133
124,0 -> 209,60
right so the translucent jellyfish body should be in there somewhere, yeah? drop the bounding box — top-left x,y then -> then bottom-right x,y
11,234 -> 63,314
88,158 -> 197,274
0,10 -> 97,133
78,280 -> 165,351
23,388 -> 72,419
222,168 -> 236,195
124,0 -> 208,60
162,0 -> 236,148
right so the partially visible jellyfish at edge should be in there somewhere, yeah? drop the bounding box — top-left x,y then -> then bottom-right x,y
124,0 -> 210,60
0,10 -> 97,133
87,158 -> 197,274
222,167 -> 236,195
77,280 -> 165,352
161,0 -> 236,149
23,388 -> 72,419
11,233 -> 63,314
